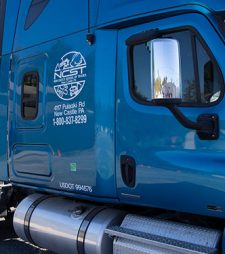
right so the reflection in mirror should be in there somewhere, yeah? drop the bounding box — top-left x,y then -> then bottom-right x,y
148,39 -> 182,102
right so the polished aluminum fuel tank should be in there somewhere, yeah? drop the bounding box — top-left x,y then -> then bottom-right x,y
13,194 -> 125,254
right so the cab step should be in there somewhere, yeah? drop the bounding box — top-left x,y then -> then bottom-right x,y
105,214 -> 221,254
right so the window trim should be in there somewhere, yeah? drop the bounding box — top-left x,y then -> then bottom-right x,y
127,26 -> 225,107
21,71 -> 39,120
191,32 -> 201,103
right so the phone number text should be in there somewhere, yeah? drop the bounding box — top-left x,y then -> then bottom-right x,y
53,115 -> 87,126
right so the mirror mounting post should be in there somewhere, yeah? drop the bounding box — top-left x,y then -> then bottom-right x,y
165,103 -> 219,140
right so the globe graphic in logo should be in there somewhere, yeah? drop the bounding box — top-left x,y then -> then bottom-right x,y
54,51 -> 87,101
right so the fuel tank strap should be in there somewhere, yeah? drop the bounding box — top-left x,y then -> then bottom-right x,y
77,206 -> 106,254
24,195 -> 53,245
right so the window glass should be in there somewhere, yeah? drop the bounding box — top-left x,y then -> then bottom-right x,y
131,30 -> 223,105
133,44 -> 151,101
162,31 -> 197,103
196,38 -> 222,103
22,72 -> 39,119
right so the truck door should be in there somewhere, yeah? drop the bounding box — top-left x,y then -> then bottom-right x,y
116,13 -> 225,217
8,0 -> 118,199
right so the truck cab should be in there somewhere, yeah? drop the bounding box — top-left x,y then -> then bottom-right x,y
3,1 -> 225,253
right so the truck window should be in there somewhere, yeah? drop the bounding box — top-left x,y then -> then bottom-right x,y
130,30 -> 223,106
21,72 -> 39,120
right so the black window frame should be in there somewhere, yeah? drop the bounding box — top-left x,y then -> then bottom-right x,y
21,71 -> 39,120
127,26 -> 225,107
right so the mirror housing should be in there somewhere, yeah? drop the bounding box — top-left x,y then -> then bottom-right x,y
149,38 -> 182,105
149,38 -> 219,140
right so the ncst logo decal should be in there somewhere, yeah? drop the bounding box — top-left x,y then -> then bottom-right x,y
53,51 -> 87,101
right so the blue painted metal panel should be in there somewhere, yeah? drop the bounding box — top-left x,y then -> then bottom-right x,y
2,0 -> 20,55
13,0 -> 89,51
12,145 -> 52,176
9,28 -> 118,200
116,13 -> 225,218
94,30 -> 118,197
5,0 -> 225,217
13,1 -> 225,52
96,1 -> 225,26
0,0 -> 20,180
0,55 -> 10,181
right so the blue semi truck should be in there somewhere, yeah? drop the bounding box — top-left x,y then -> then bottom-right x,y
1,0 -> 225,253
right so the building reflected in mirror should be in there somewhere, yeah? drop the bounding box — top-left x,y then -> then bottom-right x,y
153,73 -> 177,99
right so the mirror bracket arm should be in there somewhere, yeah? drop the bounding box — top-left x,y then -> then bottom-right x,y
166,104 -> 201,130
165,104 -> 219,140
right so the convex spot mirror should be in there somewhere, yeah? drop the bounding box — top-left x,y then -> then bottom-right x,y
148,38 -> 182,104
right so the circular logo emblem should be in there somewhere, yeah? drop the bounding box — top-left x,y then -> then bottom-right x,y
53,51 -> 87,101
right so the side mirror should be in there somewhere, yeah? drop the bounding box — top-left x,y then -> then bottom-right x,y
148,38 -> 219,140
149,38 -> 182,104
